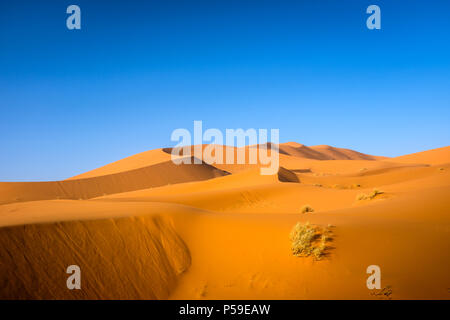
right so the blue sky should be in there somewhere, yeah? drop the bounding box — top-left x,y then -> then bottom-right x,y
0,0 -> 449,181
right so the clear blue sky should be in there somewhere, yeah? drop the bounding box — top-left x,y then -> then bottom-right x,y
1,0 -> 449,181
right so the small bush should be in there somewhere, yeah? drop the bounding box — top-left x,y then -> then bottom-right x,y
369,189 -> 383,198
356,188 -> 384,201
290,222 -> 332,260
301,205 -> 314,213
290,222 -> 316,257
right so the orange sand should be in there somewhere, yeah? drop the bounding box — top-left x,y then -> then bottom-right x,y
0,143 -> 449,299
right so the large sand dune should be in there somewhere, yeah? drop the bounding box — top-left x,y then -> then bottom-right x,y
0,157 -> 228,205
0,143 -> 449,299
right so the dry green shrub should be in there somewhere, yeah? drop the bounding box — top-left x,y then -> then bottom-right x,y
301,205 -> 314,214
290,222 -> 332,260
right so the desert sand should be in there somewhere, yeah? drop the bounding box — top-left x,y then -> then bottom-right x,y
0,143 -> 449,299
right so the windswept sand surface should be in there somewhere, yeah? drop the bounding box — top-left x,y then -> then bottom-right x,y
0,143 -> 449,299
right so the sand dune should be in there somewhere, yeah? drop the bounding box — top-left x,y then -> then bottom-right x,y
67,149 -> 172,180
390,146 -> 450,165
0,143 -> 449,299
309,144 -> 387,160
0,157 -> 228,205
72,143 -> 381,179
96,158 -> 449,214
279,142 -> 383,160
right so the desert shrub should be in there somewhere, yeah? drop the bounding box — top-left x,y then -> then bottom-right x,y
290,222 -> 332,260
312,247 -> 323,260
290,222 -> 316,257
369,189 -> 383,198
356,193 -> 367,200
312,233 -> 329,260
301,205 -> 314,214
356,188 -> 384,201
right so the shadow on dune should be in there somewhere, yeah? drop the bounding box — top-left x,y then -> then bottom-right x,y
277,167 -> 300,183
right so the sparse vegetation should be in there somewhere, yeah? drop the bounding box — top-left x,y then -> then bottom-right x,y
439,167 -> 444,171
356,188 -> 384,201
372,188 -> 382,196
290,222 -> 332,260
330,184 -> 362,190
301,205 -> 314,213
356,193 -> 367,200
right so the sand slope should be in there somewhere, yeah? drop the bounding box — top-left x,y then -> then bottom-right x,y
390,146 -> 450,165
0,211 -> 191,299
